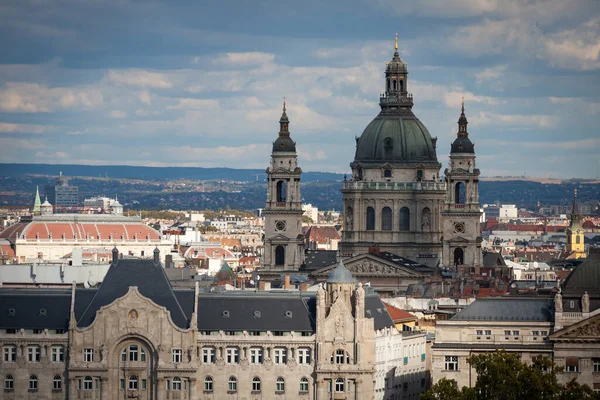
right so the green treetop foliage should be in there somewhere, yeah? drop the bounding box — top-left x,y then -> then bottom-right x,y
421,351 -> 599,400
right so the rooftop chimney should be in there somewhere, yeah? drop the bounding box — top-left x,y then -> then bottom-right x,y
284,275 -> 291,290
153,247 -> 160,266
112,247 -> 119,265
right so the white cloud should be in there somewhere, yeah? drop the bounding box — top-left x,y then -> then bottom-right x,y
471,111 -> 559,128
0,83 -> 103,113
167,98 -> 220,110
106,70 -> 173,88
543,18 -> 600,70
110,110 -> 127,118
0,122 -> 46,134
475,65 -> 507,90
139,90 -> 151,105
213,52 -> 275,66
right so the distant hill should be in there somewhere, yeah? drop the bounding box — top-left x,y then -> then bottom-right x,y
0,163 -> 344,183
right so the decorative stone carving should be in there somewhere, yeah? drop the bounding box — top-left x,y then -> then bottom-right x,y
555,292 -> 563,313
582,291 -> 590,313
571,321 -> 600,338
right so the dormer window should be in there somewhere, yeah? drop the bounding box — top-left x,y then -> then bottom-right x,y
384,137 -> 393,149
384,169 -> 392,178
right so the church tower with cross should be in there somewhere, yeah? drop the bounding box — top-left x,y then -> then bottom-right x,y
441,99 -> 483,271
340,34 -> 445,266
262,100 -> 305,274
565,189 -> 585,259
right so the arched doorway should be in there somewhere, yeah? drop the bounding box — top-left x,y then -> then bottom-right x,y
108,338 -> 155,400
453,248 -> 464,266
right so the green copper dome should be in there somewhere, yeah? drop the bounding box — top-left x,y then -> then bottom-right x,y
353,43 -> 438,165
355,112 -> 438,163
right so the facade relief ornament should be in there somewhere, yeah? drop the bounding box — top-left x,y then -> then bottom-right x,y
582,291 -> 590,313
264,359 -> 273,370
571,321 -> 600,338
555,293 -> 563,313
216,358 -> 225,369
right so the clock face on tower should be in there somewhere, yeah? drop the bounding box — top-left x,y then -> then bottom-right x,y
454,222 -> 465,233
275,220 -> 287,232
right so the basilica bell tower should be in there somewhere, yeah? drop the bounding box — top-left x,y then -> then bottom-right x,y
441,100 -> 483,272
262,101 -> 305,273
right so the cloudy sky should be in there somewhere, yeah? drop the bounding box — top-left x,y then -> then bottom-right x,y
1,0 -> 599,178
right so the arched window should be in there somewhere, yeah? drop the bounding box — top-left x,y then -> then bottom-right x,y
276,377 -> 285,392
53,375 -> 62,390
417,170 -> 423,181
4,375 -> 14,391
455,182 -> 466,204
454,248 -> 464,266
382,207 -> 392,231
300,377 -> 309,392
276,181 -> 287,202
346,206 -> 353,230
228,376 -> 237,392
335,378 -> 345,392
400,207 -> 410,231
421,207 -> 431,232
576,236 -> 581,244
275,245 -> 285,266
387,79 -> 390,91
128,376 -> 138,390
204,376 -> 213,392
400,79 -> 404,92
366,207 -> 375,231
83,376 -> 93,391
172,377 -> 181,391
252,377 -> 261,392
29,375 -> 38,391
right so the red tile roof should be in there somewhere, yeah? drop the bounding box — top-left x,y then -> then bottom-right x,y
384,303 -> 417,323
304,226 -> 340,244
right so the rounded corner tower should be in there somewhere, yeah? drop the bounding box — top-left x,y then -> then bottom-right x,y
340,36 -> 446,266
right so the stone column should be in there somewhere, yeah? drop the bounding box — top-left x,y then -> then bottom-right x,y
69,377 -> 78,399
100,377 -> 108,400
157,377 -> 167,400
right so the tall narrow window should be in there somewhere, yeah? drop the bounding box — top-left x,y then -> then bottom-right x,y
228,376 -> 237,392
51,346 -> 64,362
455,182 -> 466,204
400,79 -> 404,92
275,245 -> 285,266
399,207 -> 410,231
335,378 -> 345,392
4,375 -> 14,391
300,377 -> 309,392
276,377 -> 285,392
128,376 -> 138,390
204,376 -> 213,392
252,377 -> 261,392
53,375 -> 62,390
3,346 -> 16,362
172,377 -> 181,391
276,181 -> 287,202
382,207 -> 392,231
29,375 -> 38,391
366,207 -> 375,231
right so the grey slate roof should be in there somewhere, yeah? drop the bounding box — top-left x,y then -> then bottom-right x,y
77,258 -> 189,329
0,289 -> 72,330
562,250 -> 600,295
302,250 -> 337,271
327,260 -> 357,283
451,297 -> 554,322
195,292 -> 315,332
482,252 -> 505,268
365,293 -> 395,330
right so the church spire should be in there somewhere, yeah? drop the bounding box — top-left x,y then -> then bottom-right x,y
458,97 -> 468,137
570,189 -> 580,228
279,97 -> 289,136
33,185 -> 41,214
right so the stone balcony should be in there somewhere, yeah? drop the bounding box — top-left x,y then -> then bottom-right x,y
342,181 -> 446,192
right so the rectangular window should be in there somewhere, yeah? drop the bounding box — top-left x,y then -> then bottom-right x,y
202,347 -> 215,364
172,349 -> 182,364
593,359 -> 600,373
129,345 -> 139,361
445,356 -> 459,371
51,346 -> 64,362
513,330 -> 520,336
484,330 -> 491,336
476,330 -> 483,335
541,331 -> 548,336
335,349 -> 345,364
3,345 -> 16,362
83,348 -> 94,362
565,357 -> 579,373
274,348 -> 287,365
504,330 -> 511,336
298,348 -> 311,365
226,347 -> 239,364
532,331 -> 539,336
28,346 -> 41,362
250,348 -> 263,364
142,379 -> 147,390
120,379 -> 125,390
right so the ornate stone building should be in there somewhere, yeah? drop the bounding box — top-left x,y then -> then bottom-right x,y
339,37 -> 482,274
262,102 -> 305,277
0,248 -> 429,399
441,100 -> 483,271
340,37 -> 446,267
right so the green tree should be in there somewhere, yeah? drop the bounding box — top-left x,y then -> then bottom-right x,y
422,351 -> 599,400
302,215 -> 313,224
